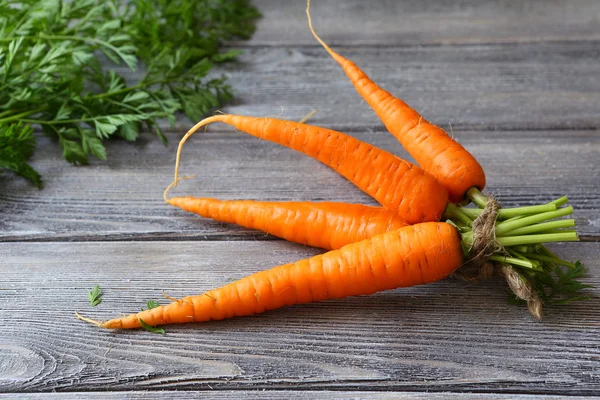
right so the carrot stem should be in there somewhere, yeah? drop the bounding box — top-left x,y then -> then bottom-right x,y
525,253 -> 578,268
497,232 -> 579,247
488,255 -> 538,270
467,187 -> 489,208
504,219 -> 575,236
443,203 -> 474,227
494,207 -> 573,236
460,203 -> 557,219
548,196 -> 569,207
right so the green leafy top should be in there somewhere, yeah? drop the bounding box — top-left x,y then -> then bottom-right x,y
0,0 -> 260,186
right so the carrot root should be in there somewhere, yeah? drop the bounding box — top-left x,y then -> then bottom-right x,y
75,312 -> 104,328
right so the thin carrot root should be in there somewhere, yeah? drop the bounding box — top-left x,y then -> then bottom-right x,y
306,1 -> 338,62
163,175 -> 196,203
75,311 -> 105,328
162,291 -> 180,303
298,109 -> 318,124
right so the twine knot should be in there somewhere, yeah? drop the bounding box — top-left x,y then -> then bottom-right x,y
453,195 -> 543,320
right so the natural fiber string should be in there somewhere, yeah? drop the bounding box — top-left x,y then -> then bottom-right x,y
453,195 -> 500,282
453,195 -> 544,320
501,265 -> 543,320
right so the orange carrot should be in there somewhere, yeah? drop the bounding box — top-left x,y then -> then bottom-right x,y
172,114 -> 449,224
168,196 -> 409,250
306,0 -> 485,203
82,222 -> 463,329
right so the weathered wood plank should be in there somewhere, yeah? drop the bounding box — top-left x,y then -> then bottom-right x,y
241,0 -> 600,46
0,391 -> 597,399
1,130 -> 598,240
119,42 -> 599,132
0,241 -> 597,393
218,43 -> 600,131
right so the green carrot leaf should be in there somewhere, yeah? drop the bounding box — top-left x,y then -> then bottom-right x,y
0,0 -> 260,188
88,284 -> 103,307
142,299 -> 160,311
0,123 -> 42,188
139,318 -> 166,335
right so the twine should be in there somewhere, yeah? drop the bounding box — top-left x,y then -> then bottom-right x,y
453,196 -> 544,320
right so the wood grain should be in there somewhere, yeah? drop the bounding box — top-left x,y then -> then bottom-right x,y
242,0 -> 600,46
109,42 -> 600,132
0,241 -> 598,394
0,391 -> 598,399
1,130 -> 597,240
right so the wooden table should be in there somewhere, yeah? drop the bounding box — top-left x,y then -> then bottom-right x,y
1,1 -> 599,398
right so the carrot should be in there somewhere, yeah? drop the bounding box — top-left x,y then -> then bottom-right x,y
167,196 -> 409,250
171,114 -> 449,224
306,0 -> 486,203
80,222 -> 464,329
78,196 -> 585,327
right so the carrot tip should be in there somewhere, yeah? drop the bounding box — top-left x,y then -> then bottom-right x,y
75,311 -> 105,328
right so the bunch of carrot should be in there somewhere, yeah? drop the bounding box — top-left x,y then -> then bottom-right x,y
78,1 -> 588,331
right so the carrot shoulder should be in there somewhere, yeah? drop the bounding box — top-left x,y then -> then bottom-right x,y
306,0 -> 485,203
173,114 -> 449,224
95,222 -> 463,329
168,197 -> 409,250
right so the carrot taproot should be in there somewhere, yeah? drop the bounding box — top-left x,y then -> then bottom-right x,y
81,222 -> 464,329
172,114 -> 449,224
77,195 -> 586,327
306,0 -> 485,203
168,196 -> 409,250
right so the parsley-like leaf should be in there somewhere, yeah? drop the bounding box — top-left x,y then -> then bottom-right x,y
0,0 -> 260,188
139,318 -> 166,335
527,261 -> 593,305
0,123 -> 41,187
88,284 -> 103,307
142,299 -> 160,311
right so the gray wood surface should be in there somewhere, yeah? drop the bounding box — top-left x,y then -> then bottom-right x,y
0,242 -> 598,394
118,42 -> 600,131
1,0 -> 598,397
0,392 -> 598,400
244,0 -> 600,46
2,392 -> 598,399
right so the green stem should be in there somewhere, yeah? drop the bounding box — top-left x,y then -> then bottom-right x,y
461,203 -> 557,219
488,255 -> 538,269
18,117 -> 99,125
549,196 -> 569,207
0,106 -> 48,125
525,253 -> 577,268
467,187 -> 488,208
87,84 -> 144,101
497,232 -> 579,247
495,207 -> 573,236
503,219 -> 575,236
443,203 -> 474,226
